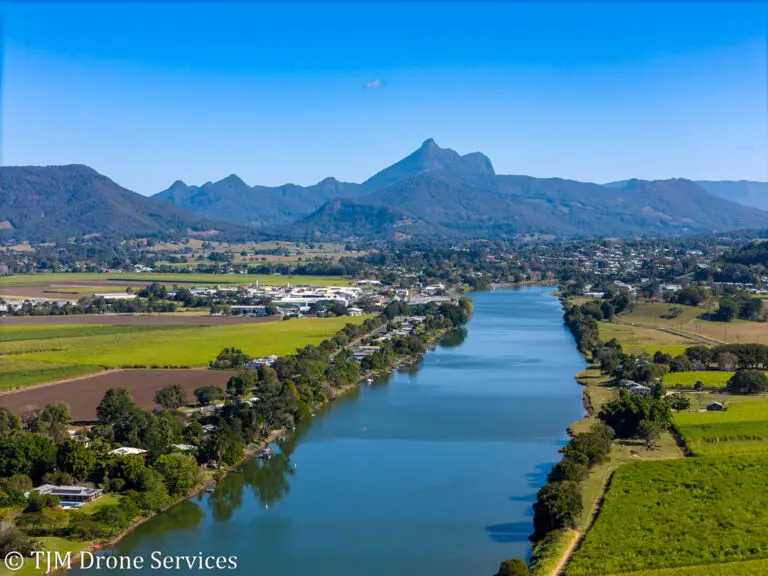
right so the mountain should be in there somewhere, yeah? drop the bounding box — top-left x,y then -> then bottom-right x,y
357,173 -> 768,238
695,181 -> 768,211
606,179 -> 768,212
276,198 -> 444,241
359,138 -> 495,191
0,165 -> 242,242
146,140 -> 768,240
154,175 -> 361,226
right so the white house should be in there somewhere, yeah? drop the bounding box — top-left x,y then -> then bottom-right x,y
629,384 -> 652,396
706,401 -> 725,411
108,447 -> 148,456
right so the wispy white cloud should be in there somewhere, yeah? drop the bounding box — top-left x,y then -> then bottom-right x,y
365,79 -> 384,89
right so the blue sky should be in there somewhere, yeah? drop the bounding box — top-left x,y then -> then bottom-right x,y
1,2 -> 766,194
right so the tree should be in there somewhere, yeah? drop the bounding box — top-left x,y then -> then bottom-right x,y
741,297 -> 764,321
211,347 -> 250,370
0,407 -> 22,439
154,384 -> 188,410
41,506 -> 69,533
717,296 -> 740,322
56,438 -> 96,481
0,434 -> 57,483
727,370 -> 768,394
667,393 -> 691,412
532,481 -> 582,538
694,381 -> 705,392
97,388 -> 136,424
716,351 -> 739,372
153,453 -> 200,496
598,394 -> 672,438
637,419 -> 662,449
28,403 -> 71,441
495,559 -> 530,576
194,386 -> 225,406
686,346 -> 713,366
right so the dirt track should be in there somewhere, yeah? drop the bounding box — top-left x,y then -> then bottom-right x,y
0,369 -> 237,421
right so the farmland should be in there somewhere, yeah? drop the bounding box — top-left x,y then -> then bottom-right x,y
615,301 -> 768,345
616,558 -> 768,576
0,369 -> 235,421
674,397 -> 768,456
0,272 -> 353,288
598,322 -> 696,350
12,316 -> 368,369
566,455 -> 768,575
662,371 -> 733,389
0,316 -> 368,390
0,357 -> 102,390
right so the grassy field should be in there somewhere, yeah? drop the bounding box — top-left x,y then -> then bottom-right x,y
566,455 -> 768,575
613,559 -> 768,576
674,397 -> 768,456
662,371 -> 733,389
18,316 -> 369,369
0,272 -> 353,287
616,301 -> 768,345
598,322 -> 696,349
618,302 -> 707,328
0,357 -> 102,390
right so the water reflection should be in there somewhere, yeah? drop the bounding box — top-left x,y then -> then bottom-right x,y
438,327 -> 468,348
209,421 -> 310,520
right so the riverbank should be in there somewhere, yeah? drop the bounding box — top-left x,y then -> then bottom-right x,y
528,299 -> 685,576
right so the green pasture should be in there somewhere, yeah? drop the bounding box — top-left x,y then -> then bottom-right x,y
0,272 -> 353,287
19,316 -> 369,368
612,558 -> 768,576
675,397 -> 768,456
662,371 -> 733,389
566,455 -> 768,575
0,357 -> 102,390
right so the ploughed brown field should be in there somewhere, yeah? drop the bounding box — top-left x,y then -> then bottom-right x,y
0,369 -> 237,421
0,315 -> 280,326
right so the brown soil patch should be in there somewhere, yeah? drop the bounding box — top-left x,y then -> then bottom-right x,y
0,369 -> 236,421
0,315 -> 280,326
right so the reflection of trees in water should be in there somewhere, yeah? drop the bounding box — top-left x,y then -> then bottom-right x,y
438,327 -> 468,349
209,420 -> 309,522
121,500 -> 205,545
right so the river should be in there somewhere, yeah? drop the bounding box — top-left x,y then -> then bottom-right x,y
82,287 -> 586,575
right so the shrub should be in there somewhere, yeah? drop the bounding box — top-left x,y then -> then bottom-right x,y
727,370 -> 768,394
532,481 -> 582,539
495,558 -> 530,576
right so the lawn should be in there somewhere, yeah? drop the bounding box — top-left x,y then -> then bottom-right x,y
0,357 -> 102,390
20,316 -> 370,368
674,397 -> 768,456
566,455 -> 768,575
0,536 -> 89,576
662,371 -> 733,389
0,272 -> 353,287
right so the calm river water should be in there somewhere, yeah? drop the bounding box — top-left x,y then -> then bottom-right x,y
83,287 -> 585,575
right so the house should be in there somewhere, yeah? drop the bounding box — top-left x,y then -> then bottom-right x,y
347,307 -> 364,316
706,401 -> 725,411
171,444 -> 197,452
108,447 -> 148,456
29,485 -> 103,507
619,379 -> 639,389
628,384 -> 652,396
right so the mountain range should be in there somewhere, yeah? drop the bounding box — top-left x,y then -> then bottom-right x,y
0,165 -> 243,242
155,139 -> 768,240
2,141 -> 767,243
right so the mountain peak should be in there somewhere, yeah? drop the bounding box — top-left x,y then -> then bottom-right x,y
421,138 -> 438,149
